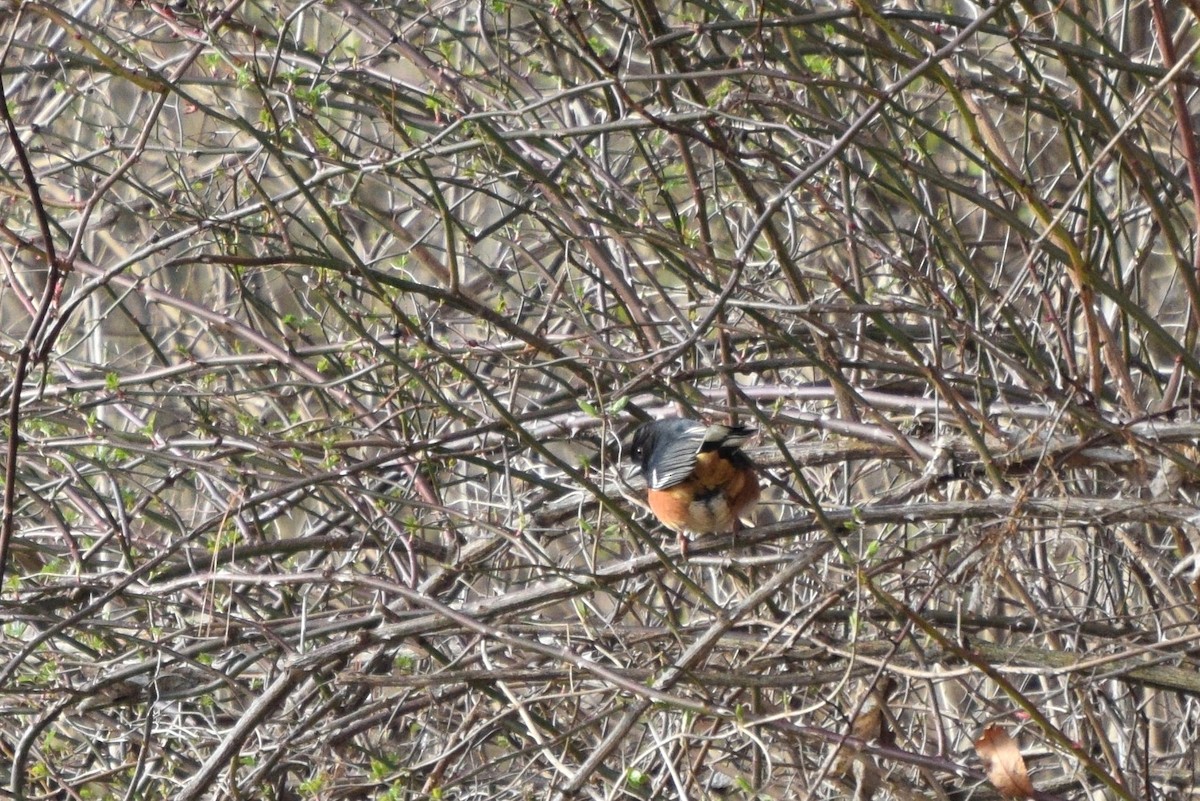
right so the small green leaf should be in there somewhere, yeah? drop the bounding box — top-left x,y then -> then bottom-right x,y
607,396 -> 629,414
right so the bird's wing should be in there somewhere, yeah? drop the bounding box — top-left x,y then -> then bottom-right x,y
700,424 -> 755,451
646,422 -> 708,489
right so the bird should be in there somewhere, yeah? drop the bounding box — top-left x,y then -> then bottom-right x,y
627,418 -> 760,549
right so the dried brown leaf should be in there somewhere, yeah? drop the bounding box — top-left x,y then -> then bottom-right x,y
974,725 -> 1035,798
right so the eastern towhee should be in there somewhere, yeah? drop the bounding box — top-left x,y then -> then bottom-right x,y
628,418 -> 760,547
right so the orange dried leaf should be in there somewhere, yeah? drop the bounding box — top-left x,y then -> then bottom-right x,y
974,725 -> 1035,798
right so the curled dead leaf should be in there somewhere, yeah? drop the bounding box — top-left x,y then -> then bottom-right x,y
974,725 -> 1035,798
